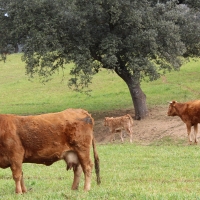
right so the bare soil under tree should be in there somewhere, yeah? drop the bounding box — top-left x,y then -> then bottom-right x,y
92,105 -> 195,145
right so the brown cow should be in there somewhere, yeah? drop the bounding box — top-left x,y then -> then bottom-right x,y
0,108 -> 100,194
167,100 -> 200,144
104,114 -> 134,143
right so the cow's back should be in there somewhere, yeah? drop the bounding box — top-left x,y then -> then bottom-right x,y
184,101 -> 200,122
187,100 -> 200,113
105,115 -> 133,130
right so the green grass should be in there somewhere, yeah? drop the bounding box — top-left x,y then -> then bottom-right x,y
1,55 -> 200,199
142,58 -> 200,106
1,54 -> 200,115
1,143 -> 200,199
0,54 -> 132,114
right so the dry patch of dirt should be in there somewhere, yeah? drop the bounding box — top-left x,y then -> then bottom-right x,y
92,106 -> 195,145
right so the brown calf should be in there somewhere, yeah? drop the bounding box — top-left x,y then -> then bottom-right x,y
104,114 -> 134,143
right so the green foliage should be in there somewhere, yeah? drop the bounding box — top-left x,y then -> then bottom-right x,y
1,0 -> 200,91
1,144 -> 200,199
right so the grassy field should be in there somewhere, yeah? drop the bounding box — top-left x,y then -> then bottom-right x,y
1,144 -> 200,199
1,55 -> 200,199
0,54 -> 200,115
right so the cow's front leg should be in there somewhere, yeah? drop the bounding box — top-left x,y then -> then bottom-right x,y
71,165 -> 82,190
194,124 -> 198,144
11,163 -> 26,194
127,128 -> 133,143
21,172 -> 27,193
129,133 -> 133,143
186,124 -> 192,144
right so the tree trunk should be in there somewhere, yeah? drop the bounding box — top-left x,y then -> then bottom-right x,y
115,68 -> 148,120
127,83 -> 148,120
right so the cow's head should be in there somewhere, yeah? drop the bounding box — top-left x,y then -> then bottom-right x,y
104,117 -> 109,126
167,101 -> 178,116
104,117 -> 113,126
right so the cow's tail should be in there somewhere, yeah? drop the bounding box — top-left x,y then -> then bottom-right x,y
92,138 -> 101,185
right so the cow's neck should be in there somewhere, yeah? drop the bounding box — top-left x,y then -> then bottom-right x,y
175,103 -> 187,118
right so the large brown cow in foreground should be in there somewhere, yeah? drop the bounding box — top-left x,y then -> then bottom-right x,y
104,114 -> 134,143
167,100 -> 200,144
0,108 -> 100,194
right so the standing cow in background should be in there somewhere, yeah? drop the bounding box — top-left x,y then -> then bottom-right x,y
104,114 -> 134,143
0,108 -> 100,194
167,100 -> 200,144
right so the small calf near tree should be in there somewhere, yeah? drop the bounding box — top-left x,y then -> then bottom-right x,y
104,114 -> 134,143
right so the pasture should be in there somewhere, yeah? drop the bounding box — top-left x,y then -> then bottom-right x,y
1,54 -> 200,199
1,144 -> 200,199
1,55 -> 200,115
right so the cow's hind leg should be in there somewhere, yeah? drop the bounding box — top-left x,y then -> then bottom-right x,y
120,130 -> 124,143
71,165 -> 82,190
109,131 -> 115,142
194,124 -> 198,144
78,153 -> 93,191
63,151 -> 82,190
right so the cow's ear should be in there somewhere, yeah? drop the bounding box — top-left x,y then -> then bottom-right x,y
168,101 -> 176,106
171,100 -> 177,106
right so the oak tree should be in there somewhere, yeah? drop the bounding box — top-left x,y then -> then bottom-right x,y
0,0 -> 200,119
